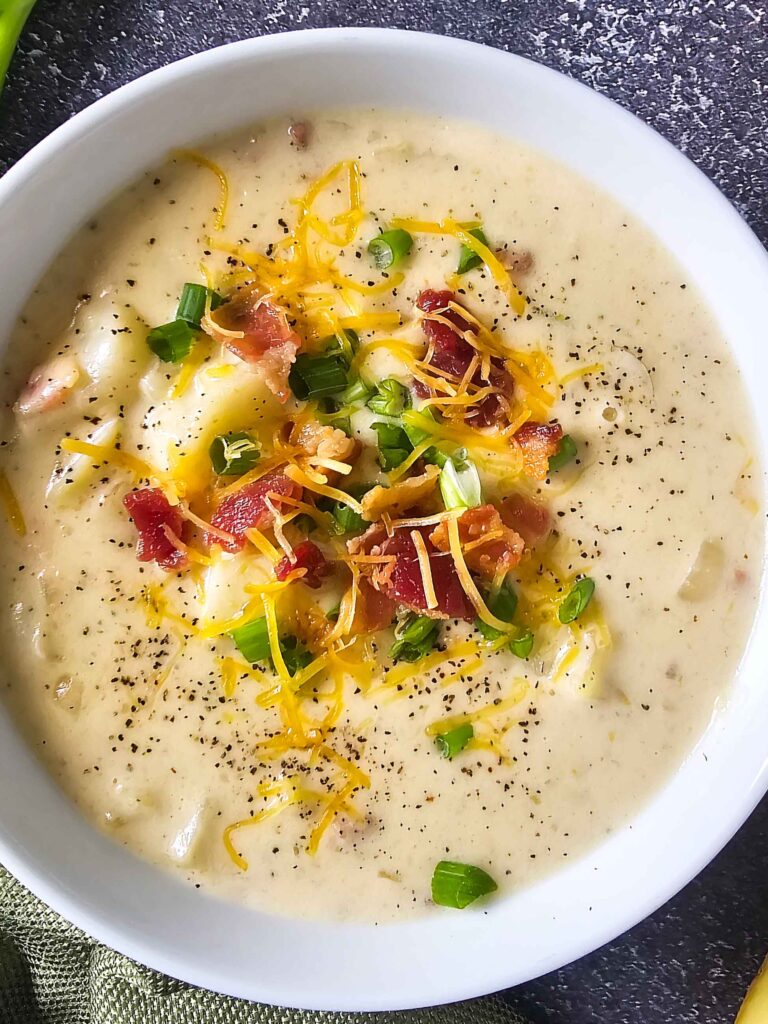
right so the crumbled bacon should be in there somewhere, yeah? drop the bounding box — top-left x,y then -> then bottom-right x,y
349,523 -> 474,620
202,285 -> 300,402
275,540 -> 329,589
290,419 -> 357,465
415,289 -> 513,426
497,248 -> 534,275
123,488 -> 187,571
208,470 -> 302,552
349,578 -> 396,635
515,421 -> 563,480
499,493 -> 552,548
15,354 -> 80,416
429,505 -> 524,581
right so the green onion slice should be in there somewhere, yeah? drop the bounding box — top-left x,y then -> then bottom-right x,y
435,722 -> 474,759
229,616 -> 270,665
340,377 -> 373,406
367,377 -> 411,417
146,320 -> 198,363
280,636 -> 313,677
371,421 -> 413,472
510,629 -> 534,659
322,329 -> 359,366
368,228 -> 413,270
331,502 -> 367,536
549,434 -> 577,473
457,227 -> 490,275
440,455 -> 482,510
289,353 -> 349,401
431,860 -> 498,909
209,431 -> 260,476
475,583 -> 518,643
390,613 -> 440,663
402,406 -> 439,447
176,282 -> 223,326
558,576 -> 595,624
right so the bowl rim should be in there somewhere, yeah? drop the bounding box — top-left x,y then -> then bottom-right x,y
0,26 -> 767,1011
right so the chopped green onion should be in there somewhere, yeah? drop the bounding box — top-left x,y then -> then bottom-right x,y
549,434 -> 578,472
367,378 -> 411,417
146,320 -> 198,363
390,614 -> 441,663
280,636 -> 313,677
435,722 -> 474,759
292,513 -> 317,535
475,584 -> 518,643
558,576 -> 595,624
209,431 -> 260,476
322,329 -> 359,365
331,502 -> 367,535
289,353 -> 349,401
510,629 -> 534,659
368,228 -> 413,270
371,421 -> 412,472
176,282 -> 223,326
457,227 -> 490,275
229,617 -> 311,676
439,455 -> 482,510
340,377 -> 373,406
403,407 -> 439,447
431,860 -> 498,909
229,616 -> 270,665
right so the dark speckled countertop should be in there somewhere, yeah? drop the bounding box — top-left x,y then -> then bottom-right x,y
1,3 -> 767,1022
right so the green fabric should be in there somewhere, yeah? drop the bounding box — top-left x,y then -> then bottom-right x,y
0,865 -> 527,1024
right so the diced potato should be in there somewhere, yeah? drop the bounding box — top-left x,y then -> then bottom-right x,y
46,415 -> 120,506
678,540 -> 724,602
78,298 -> 152,402
167,799 -> 211,866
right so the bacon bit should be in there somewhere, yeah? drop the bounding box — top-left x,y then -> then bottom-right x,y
290,419 -> 358,466
360,464 -> 440,522
497,248 -> 534,274
288,121 -> 311,149
202,285 -> 300,402
348,578 -> 396,635
499,493 -> 552,548
275,540 -> 329,589
208,470 -> 302,552
123,488 -> 188,571
429,505 -> 524,581
350,523 -> 474,620
415,289 -> 512,425
15,354 -> 80,416
514,421 -> 563,480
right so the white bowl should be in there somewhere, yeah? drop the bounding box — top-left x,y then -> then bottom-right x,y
0,27 -> 766,1012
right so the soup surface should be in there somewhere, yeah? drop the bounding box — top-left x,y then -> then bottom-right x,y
0,111 -> 761,922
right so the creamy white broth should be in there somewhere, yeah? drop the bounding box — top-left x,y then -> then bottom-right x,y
0,110 -> 761,922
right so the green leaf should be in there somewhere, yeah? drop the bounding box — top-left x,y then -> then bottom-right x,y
435,722 -> 474,759
431,860 -> 498,909
0,0 -> 35,96
457,227 -> 490,275
390,614 -> 440,663
549,434 -> 577,472
558,576 -> 595,624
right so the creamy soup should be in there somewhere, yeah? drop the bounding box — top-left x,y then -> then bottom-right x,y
0,111 -> 761,923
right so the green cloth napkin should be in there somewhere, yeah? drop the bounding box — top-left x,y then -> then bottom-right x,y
0,865 -> 527,1024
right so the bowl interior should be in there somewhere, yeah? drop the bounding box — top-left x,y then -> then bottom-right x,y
0,28 -> 766,1011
